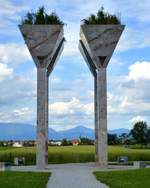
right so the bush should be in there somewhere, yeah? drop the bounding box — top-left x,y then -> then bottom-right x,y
21,6 -> 63,25
83,6 -> 121,25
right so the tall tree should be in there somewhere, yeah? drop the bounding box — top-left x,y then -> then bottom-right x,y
130,121 -> 148,145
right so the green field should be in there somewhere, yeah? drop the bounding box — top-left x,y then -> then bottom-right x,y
0,172 -> 50,188
94,168 -> 150,188
0,146 -> 150,164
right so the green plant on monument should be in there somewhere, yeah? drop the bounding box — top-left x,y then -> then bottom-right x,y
83,6 -> 121,25
21,6 -> 64,25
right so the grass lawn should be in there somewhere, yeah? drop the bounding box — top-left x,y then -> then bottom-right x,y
94,168 -> 150,188
0,171 -> 51,188
0,146 -> 150,164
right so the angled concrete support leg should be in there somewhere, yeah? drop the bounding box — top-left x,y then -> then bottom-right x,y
96,68 -> 107,166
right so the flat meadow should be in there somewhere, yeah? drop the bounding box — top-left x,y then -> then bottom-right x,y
0,146 -> 150,164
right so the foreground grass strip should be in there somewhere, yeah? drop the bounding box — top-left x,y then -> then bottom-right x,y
0,172 -> 51,188
94,168 -> 150,188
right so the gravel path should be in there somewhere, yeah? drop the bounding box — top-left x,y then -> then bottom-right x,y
46,163 -> 109,188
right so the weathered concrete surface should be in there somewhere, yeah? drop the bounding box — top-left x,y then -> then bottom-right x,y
19,25 -> 64,68
19,25 -> 64,169
80,25 -> 125,68
36,67 -> 48,169
79,25 -> 124,166
96,68 -> 107,166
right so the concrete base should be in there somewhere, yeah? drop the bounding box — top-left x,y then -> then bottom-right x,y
95,162 -> 108,169
0,162 -> 6,171
133,161 -> 146,169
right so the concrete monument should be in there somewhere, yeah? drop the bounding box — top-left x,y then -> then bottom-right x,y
79,24 -> 125,166
19,25 -> 64,169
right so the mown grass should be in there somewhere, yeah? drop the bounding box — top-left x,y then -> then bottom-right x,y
94,168 -> 150,188
0,171 -> 50,188
0,146 -> 150,164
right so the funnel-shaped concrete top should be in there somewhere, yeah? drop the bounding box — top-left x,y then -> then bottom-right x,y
80,25 -> 125,68
19,25 -> 64,68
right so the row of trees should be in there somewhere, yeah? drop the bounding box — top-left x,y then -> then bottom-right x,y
58,121 -> 150,146
109,121 -> 150,147
0,121 -> 149,147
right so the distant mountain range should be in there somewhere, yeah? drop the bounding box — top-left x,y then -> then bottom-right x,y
0,123 -> 130,140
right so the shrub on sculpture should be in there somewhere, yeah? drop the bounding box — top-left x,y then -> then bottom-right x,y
21,6 -> 64,25
83,6 -> 121,25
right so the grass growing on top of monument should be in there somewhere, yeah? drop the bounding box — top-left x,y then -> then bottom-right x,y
83,6 -> 121,25
0,171 -> 50,188
0,146 -> 150,164
94,168 -> 150,188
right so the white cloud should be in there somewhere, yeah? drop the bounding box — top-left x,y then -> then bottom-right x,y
108,61 -> 150,117
13,107 -> 32,117
0,63 -> 13,81
0,43 -> 31,65
0,74 -> 36,108
128,61 -> 150,81
0,0 -> 28,36
129,116 -> 146,124
117,27 -> 150,52
50,97 -> 94,116
0,107 -> 35,123
0,0 -> 28,18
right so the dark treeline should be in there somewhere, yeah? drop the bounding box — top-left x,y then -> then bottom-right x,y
108,121 -> 150,147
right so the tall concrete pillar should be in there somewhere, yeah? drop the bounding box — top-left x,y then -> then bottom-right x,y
94,75 -> 98,162
19,25 -> 64,169
79,24 -> 125,167
37,67 -> 48,168
96,68 -> 107,166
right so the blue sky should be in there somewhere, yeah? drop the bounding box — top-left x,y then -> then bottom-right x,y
0,0 -> 150,131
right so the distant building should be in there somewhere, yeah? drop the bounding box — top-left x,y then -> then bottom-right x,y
72,139 -> 79,146
13,142 -> 23,147
49,141 -> 62,146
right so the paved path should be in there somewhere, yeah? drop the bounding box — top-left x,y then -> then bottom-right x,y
46,163 -> 109,188
11,163 -> 136,188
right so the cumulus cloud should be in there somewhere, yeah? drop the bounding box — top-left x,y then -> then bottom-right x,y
0,63 -> 13,81
0,0 -> 28,36
0,74 -> 36,108
0,0 -> 28,18
50,97 -> 94,116
0,107 -> 35,123
128,61 -> 150,81
0,43 -> 31,65
13,107 -> 33,117
117,27 -> 150,52
129,116 -> 146,124
108,61 -> 150,117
